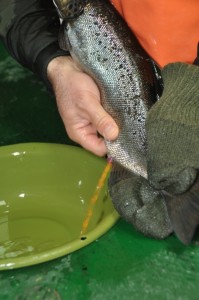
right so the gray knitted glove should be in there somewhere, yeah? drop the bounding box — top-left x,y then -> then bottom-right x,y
109,63 -> 199,244
146,62 -> 199,194
108,163 -> 172,240
145,62 -> 199,244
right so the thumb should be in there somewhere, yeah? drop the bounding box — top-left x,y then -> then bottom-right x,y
87,97 -> 119,141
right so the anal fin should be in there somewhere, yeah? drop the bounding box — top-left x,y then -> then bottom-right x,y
108,162 -> 134,187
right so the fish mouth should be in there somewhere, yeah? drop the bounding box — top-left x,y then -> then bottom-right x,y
53,0 -> 88,19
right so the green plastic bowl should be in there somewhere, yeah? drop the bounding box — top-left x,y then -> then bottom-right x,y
0,143 -> 119,270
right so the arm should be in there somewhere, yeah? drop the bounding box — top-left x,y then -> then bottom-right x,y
0,0 -> 119,155
0,0 -> 68,86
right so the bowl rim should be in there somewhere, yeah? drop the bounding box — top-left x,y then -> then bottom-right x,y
0,143 -> 119,270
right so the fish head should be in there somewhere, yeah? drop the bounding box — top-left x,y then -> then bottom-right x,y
53,0 -> 88,19
58,1 -> 93,63
54,0 -> 90,54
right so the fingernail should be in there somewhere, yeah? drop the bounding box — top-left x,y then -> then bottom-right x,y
104,124 -> 118,140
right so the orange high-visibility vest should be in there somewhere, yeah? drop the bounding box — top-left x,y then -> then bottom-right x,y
111,0 -> 199,67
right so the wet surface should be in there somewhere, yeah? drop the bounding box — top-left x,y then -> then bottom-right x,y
1,43 -> 199,299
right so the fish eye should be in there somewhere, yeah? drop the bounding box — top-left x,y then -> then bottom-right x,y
63,0 -> 86,19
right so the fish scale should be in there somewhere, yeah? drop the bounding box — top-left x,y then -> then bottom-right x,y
57,0 -> 158,178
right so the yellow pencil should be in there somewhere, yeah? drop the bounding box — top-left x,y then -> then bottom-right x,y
80,158 -> 112,238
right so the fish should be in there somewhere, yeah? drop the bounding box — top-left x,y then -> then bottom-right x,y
53,0 -> 161,178
53,0 -> 199,245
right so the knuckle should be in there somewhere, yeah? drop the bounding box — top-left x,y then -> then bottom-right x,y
96,114 -> 110,131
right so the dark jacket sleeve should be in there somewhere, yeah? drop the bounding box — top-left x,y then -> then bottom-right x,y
0,0 -> 69,87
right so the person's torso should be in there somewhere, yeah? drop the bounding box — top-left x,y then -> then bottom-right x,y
111,0 -> 199,67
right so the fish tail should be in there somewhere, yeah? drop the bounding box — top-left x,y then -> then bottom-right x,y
163,175 -> 199,245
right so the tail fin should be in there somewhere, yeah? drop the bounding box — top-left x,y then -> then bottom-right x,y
163,175 -> 199,245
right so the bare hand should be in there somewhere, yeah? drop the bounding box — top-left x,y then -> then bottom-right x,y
47,56 -> 119,156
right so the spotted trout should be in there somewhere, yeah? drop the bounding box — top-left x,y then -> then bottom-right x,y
53,0 -> 199,245
53,0 -> 160,178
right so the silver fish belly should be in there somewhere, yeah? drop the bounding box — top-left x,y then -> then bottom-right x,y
58,0 -> 158,178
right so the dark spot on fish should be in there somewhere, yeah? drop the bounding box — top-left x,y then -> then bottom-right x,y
81,236 -> 87,241
128,75 -> 133,81
111,46 -> 117,51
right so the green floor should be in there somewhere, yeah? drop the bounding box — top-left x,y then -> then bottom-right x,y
1,43 -> 199,300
